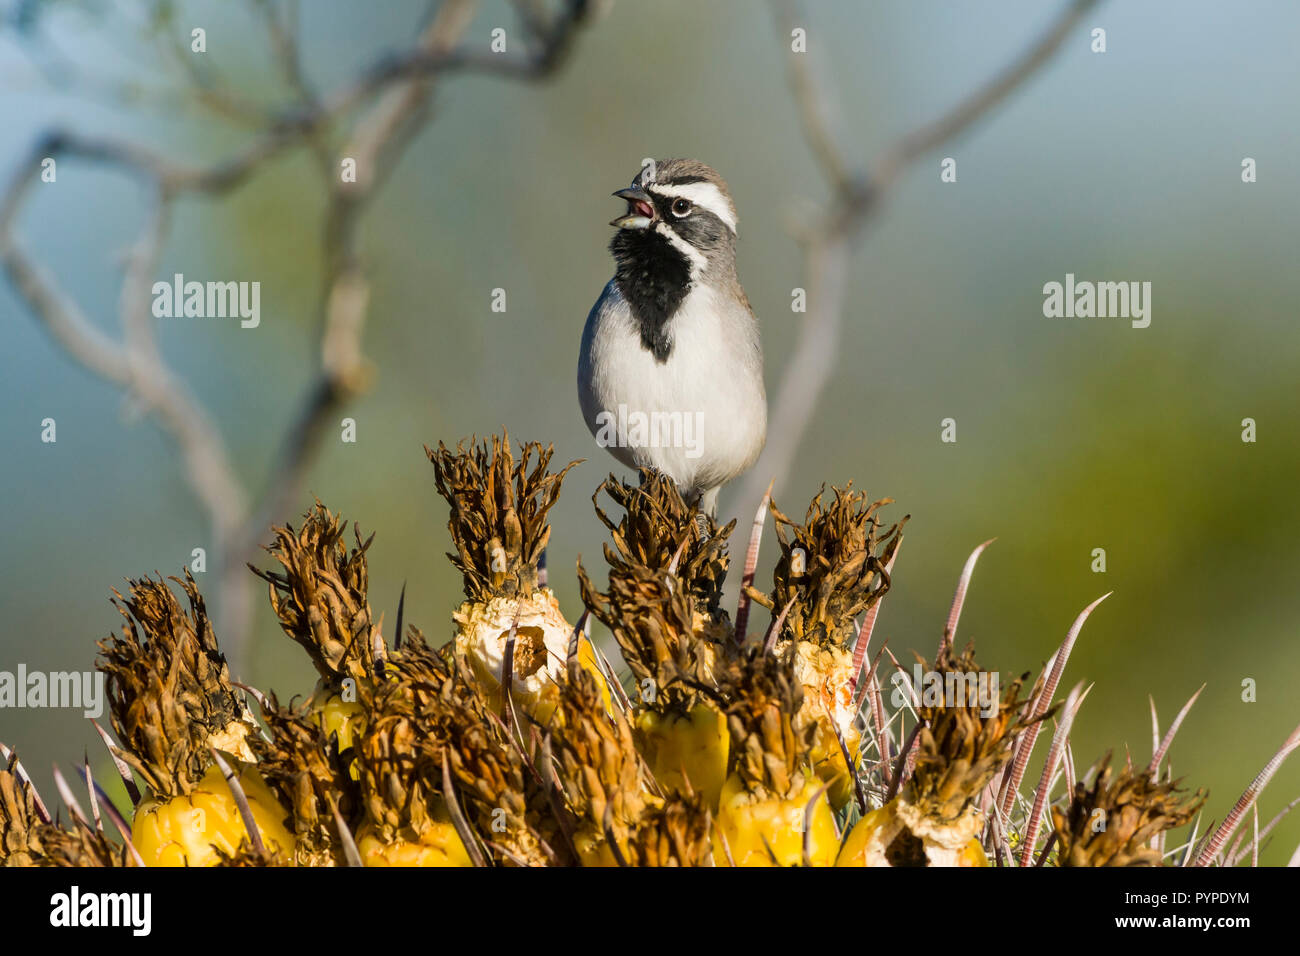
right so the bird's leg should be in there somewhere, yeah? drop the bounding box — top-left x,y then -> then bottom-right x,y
692,486 -> 720,544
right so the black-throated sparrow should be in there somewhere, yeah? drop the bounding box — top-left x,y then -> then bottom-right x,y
577,158 -> 767,518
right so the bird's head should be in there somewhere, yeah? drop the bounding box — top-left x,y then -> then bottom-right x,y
609,158 -> 739,281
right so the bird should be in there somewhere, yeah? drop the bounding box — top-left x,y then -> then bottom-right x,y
577,158 -> 767,523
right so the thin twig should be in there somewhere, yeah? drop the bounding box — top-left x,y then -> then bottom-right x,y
736,0 -> 1099,518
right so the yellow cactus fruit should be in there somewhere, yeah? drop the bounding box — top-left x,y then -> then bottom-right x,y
429,434 -> 609,718
835,798 -> 988,867
247,694 -> 362,866
579,560 -> 728,808
95,571 -> 292,867
634,704 -> 729,811
551,662 -> 715,866
839,644 -> 1033,866
779,639 -> 861,810
251,501 -> 387,755
579,472 -> 737,810
352,646 -> 474,867
355,638 -> 549,867
309,684 -> 366,755
712,647 -> 838,866
748,486 -> 904,810
551,663 -> 655,866
132,763 -> 294,867
576,471 -> 749,815
715,774 -> 838,867
355,794 -> 472,867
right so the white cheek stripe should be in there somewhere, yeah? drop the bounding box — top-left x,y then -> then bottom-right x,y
653,221 -> 708,275
649,182 -> 738,234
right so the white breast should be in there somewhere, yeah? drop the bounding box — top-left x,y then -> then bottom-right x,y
577,280 -> 767,505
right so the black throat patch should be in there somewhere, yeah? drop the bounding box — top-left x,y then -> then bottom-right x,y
611,227 -> 692,363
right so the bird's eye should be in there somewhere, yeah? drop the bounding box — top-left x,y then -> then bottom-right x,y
671,198 -> 692,217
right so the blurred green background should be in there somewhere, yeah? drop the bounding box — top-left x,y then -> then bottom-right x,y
2,0 -> 1297,862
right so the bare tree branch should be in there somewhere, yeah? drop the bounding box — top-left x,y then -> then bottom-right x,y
0,0 -> 597,671
254,0 -> 317,106
231,0 -> 484,559
735,0 -> 1100,518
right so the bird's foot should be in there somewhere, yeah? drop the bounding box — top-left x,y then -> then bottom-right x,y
694,510 -> 711,543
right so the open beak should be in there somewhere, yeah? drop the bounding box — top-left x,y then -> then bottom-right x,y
610,186 -> 655,229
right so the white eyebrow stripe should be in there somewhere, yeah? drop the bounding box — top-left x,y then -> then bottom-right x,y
649,182 -> 738,233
